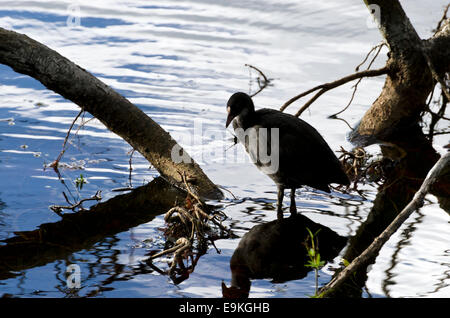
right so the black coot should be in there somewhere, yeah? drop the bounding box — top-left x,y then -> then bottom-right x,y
226,92 -> 349,219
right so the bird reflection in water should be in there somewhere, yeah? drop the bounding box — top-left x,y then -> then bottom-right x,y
222,213 -> 347,298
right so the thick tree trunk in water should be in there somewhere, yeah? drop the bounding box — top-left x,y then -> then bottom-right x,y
321,135 -> 441,297
350,0 -> 450,146
321,0 -> 449,297
0,27 -> 223,200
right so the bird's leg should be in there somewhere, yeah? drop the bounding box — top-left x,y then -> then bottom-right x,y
277,186 -> 284,220
290,188 -> 297,216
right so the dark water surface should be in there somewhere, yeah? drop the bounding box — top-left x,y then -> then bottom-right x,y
0,0 -> 449,298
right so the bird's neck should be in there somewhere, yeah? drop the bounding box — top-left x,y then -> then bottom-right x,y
236,107 -> 254,129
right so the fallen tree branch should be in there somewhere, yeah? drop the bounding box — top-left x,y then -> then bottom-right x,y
0,27 -> 223,200
280,67 -> 389,116
319,152 -> 450,297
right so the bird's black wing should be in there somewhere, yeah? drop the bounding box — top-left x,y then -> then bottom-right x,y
254,109 -> 349,189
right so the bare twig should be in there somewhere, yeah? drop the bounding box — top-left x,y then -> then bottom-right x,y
217,185 -> 237,200
319,153 -> 450,297
329,43 -> 386,118
328,79 -> 361,119
422,48 -> 450,102
178,171 -> 229,233
424,10 -> 450,102
355,42 -> 386,72
337,146 -> 369,189
427,89 -> 449,141
433,4 -> 450,34
329,117 -> 354,131
280,67 -> 389,116
48,109 -> 84,169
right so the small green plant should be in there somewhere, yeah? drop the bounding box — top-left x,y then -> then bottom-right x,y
75,174 -> 87,190
341,258 -> 350,267
305,228 -> 325,297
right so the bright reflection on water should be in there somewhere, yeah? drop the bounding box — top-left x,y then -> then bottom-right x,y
0,0 -> 449,297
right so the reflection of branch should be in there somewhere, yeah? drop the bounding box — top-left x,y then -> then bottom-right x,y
280,67 -> 389,117
0,177 -> 186,282
128,148 -> 135,189
49,190 -> 102,216
245,64 -> 271,97
320,153 -> 450,297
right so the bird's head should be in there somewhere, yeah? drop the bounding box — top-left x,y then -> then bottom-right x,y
226,92 -> 255,128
